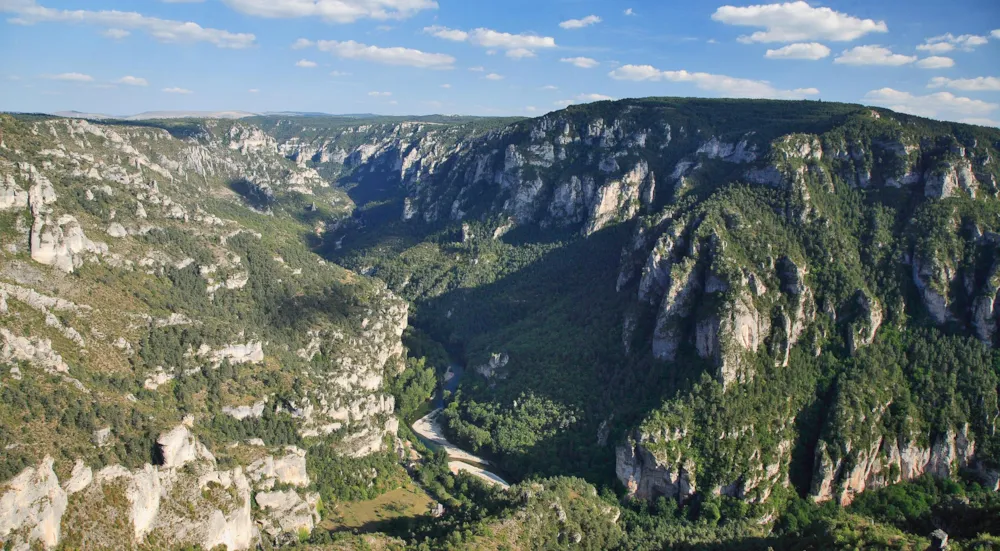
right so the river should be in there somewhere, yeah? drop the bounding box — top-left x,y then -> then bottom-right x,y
412,362 -> 511,489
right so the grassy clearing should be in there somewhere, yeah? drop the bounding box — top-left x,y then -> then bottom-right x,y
320,482 -> 435,532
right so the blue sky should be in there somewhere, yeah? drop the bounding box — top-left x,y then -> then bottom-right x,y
0,0 -> 998,125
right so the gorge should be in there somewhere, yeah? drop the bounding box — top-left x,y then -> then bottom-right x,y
1,98 -> 999,550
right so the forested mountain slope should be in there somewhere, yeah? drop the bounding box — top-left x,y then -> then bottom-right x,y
0,114 -> 411,550
321,98 -> 1000,517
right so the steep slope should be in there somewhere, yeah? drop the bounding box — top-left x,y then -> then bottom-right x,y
325,98 -> 1000,513
0,115 -> 407,550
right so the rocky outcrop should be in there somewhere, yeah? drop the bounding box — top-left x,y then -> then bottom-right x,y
698,288 -> 770,388
0,457 -> 67,550
1,328 -> 71,374
255,490 -> 320,540
293,290 -> 409,457
247,448 -> 310,490
30,214 -> 106,274
157,424 -> 216,469
0,173 -> 28,210
846,291 -> 883,355
912,252 -> 954,325
972,260 -> 1000,344
696,136 -> 758,163
584,160 -> 652,236
812,425 -> 979,506
476,352 -> 509,380
616,437 -> 695,502
652,260 -> 701,361
925,159 -> 978,199
206,342 -> 265,366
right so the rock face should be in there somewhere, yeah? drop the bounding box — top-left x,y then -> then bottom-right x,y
293,291 -> 409,457
30,214 -> 106,273
912,252 -> 953,325
0,425 -> 260,550
157,425 -> 216,469
651,260 -> 701,361
248,447 -> 310,489
616,437 -> 694,502
1,328 -> 71,374
0,457 -> 67,550
255,490 -> 320,539
0,173 -> 28,210
924,159 -> 978,199
811,425 -> 980,506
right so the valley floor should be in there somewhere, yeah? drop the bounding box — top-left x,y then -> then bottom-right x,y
412,409 -> 510,488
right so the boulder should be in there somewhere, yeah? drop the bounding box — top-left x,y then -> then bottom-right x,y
106,222 -> 128,238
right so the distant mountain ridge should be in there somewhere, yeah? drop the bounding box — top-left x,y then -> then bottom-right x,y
52,110 -> 259,120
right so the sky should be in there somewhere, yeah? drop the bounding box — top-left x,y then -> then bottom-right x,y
0,0 -> 998,126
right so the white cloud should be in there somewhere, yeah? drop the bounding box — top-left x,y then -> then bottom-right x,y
712,1 -> 887,43
102,28 -> 129,39
426,26 -> 468,41
561,57 -> 599,69
624,8 -> 635,16
863,88 -> 997,122
559,15 -> 601,30
540,85 -> 558,91
993,29 -> 1000,39
368,91 -> 392,97
3,0 -> 256,48
764,42 -> 830,60
525,106 -> 538,112
929,76 -> 1000,92
300,39 -> 454,69
918,33 -> 989,53
609,64 -> 819,99
440,83 -> 451,88
834,45 -> 916,66
117,75 -> 148,86
248,88 -> 259,93
916,42 -> 953,55
484,73 -> 504,81
468,66 -> 485,72
163,87 -> 193,94
915,56 -> 954,69
46,72 -> 93,82
424,26 -> 556,57
577,93 -> 613,102
329,70 -> 350,76
506,48 -> 536,59
960,118 -> 1000,128
555,93 -> 614,107
296,59 -> 318,68
220,0 -> 437,23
